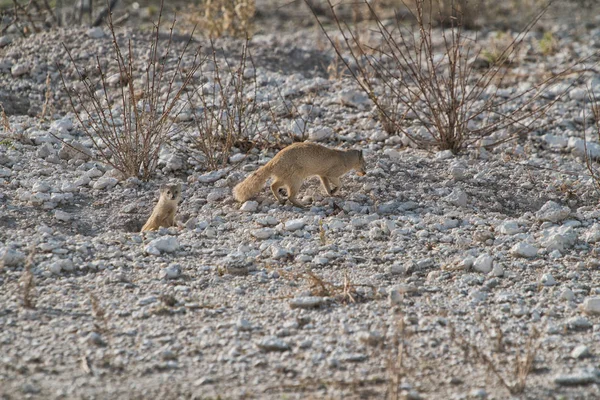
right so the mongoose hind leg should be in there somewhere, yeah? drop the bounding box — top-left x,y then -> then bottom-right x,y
319,176 -> 334,196
270,179 -> 286,204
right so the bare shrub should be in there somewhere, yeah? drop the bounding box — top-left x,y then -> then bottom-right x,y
582,87 -> 600,192
179,38 -> 263,171
307,0 -> 573,153
58,0 -> 202,180
184,0 -> 255,38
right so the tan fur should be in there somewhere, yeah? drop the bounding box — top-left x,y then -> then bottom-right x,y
141,183 -> 182,232
233,142 -> 366,208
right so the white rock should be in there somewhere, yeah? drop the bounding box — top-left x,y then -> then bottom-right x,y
48,262 -> 62,275
383,148 -> 402,160
510,242 -> 538,258
571,345 -> 591,359
539,226 -> 577,251
1,248 -> 26,267
337,89 -> 370,108
146,236 -> 179,253
240,201 -> 258,212
198,170 -> 226,183
257,337 -> 290,352
86,27 -> 105,38
11,63 -> 30,77
284,219 -> 305,231
271,246 -> 289,259
251,228 -> 274,239
561,288 -> 575,301
541,273 -> 557,286
536,201 -> 570,223
436,150 -> 454,160
162,264 -> 181,279
308,126 -> 333,142
445,189 -> 467,207
389,263 -> 405,275
570,88 -> 587,101
54,210 -> 72,222
582,297 -> 600,315
583,224 -> 600,243
491,263 -> 504,277
473,254 -> 493,274
0,36 -> 11,48
32,182 -> 51,193
568,137 -> 600,160
499,220 -> 522,235
93,177 -> 118,190
289,296 -> 325,309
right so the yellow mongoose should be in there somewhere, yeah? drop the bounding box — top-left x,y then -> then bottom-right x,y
141,183 -> 182,232
233,142 -> 366,208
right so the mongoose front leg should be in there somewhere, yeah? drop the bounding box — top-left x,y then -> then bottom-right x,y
319,176 -> 333,196
287,180 -> 306,208
270,180 -> 286,204
328,176 -> 342,195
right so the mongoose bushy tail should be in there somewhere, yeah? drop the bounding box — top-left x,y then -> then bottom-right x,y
233,163 -> 274,203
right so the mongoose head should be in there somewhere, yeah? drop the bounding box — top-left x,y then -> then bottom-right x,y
160,183 -> 182,202
354,150 -> 367,176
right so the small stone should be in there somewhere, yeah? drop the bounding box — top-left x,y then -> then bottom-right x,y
161,264 -> 181,279
11,63 -> 30,77
54,210 -> 72,222
561,288 -> 575,301
289,296 -> 326,309
389,288 -> 402,306
571,345 -> 591,359
536,200 -> 570,223
93,176 -> 118,190
389,263 -> 405,275
436,150 -> 453,160
87,332 -> 106,346
236,318 -> 252,331
86,27 -> 105,38
1,248 -> 26,267
499,220 -> 522,235
146,236 -> 179,254
198,170 -> 226,183
473,254 -> 493,274
541,273 -> 557,286
491,263 -> 504,277
554,371 -> 597,386
284,218 -> 305,231
240,201 -> 258,212
0,36 -> 11,48
251,228 -> 274,240
567,316 -> 592,330
445,189 -> 467,207
582,297 -> 600,315
257,337 -> 290,352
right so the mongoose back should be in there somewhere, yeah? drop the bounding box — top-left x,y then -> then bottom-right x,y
141,183 -> 182,232
233,142 -> 366,208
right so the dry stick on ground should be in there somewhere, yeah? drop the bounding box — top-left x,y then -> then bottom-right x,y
386,314 -> 406,400
306,0 -> 585,153
57,0 -> 203,180
20,248 -> 36,309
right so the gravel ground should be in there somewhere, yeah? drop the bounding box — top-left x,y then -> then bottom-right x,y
3,3 -> 600,399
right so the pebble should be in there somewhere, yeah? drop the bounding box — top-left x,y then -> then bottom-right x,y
251,228 -> 274,239
510,242 -> 538,258
54,210 -> 72,222
571,345 -> 591,359
536,200 -> 570,223
582,297 -> 600,315
289,296 -> 326,309
473,254 -> 493,274
541,273 -> 557,286
445,189 -> 467,207
240,201 -> 258,212
257,337 -> 290,352
284,218 -> 305,231
146,236 -> 179,254
86,27 -> 105,38
161,264 -> 181,279
93,177 -> 119,190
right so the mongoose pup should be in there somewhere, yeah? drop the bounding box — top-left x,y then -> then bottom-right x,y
233,142 -> 366,208
141,183 -> 182,232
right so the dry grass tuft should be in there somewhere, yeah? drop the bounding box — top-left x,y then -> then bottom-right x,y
278,269 -> 372,304
451,323 -> 541,395
184,0 -> 255,38
88,291 -> 109,333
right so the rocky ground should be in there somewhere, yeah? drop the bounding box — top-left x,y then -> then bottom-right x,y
3,2 -> 600,399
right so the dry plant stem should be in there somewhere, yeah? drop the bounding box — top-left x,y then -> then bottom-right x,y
20,249 -> 36,309
88,291 -> 109,333
583,87 -> 600,194
307,0 -> 583,152
386,314 -> 405,400
58,0 -> 202,179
